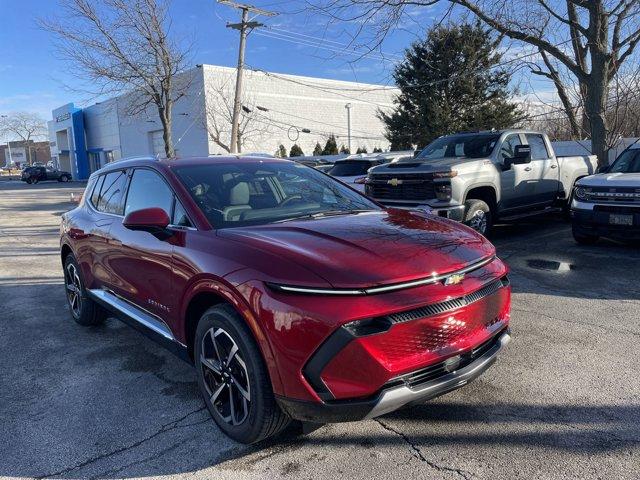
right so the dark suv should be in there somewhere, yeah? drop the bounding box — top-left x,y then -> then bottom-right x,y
60,156 -> 511,443
22,166 -> 72,184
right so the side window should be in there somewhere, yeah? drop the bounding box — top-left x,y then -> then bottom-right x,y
90,175 -> 105,207
124,169 -> 173,217
525,134 -> 550,160
500,135 -> 523,161
172,200 -> 192,227
97,171 -> 128,215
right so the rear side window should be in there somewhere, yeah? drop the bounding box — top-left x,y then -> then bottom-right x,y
90,175 -> 105,207
124,169 -> 173,217
96,171 -> 128,215
525,134 -> 550,160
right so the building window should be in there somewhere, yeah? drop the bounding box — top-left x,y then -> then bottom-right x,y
105,151 -> 115,163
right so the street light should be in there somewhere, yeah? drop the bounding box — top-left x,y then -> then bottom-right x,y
345,103 -> 352,153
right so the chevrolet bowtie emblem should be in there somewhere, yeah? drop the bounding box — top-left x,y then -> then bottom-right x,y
387,178 -> 403,186
444,273 -> 465,285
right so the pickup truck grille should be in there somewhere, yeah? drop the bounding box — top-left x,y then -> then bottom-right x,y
367,174 -> 436,201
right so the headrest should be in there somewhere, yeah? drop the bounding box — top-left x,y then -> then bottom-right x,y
229,182 -> 250,205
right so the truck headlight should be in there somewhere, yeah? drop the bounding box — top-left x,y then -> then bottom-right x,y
435,184 -> 452,201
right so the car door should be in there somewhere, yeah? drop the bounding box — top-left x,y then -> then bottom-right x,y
498,133 -> 539,209
526,133 -> 559,205
106,168 -> 177,321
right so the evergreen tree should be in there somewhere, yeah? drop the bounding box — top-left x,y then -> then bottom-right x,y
379,22 -> 522,150
275,144 -> 287,158
372,147 -> 383,153
289,144 -> 304,157
322,135 -> 339,155
339,144 -> 350,154
356,146 -> 368,154
312,142 -> 323,156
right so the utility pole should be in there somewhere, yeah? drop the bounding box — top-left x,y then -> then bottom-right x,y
345,103 -> 352,153
218,0 -> 276,154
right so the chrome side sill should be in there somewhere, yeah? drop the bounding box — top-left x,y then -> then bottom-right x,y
87,289 -> 190,362
364,331 -> 511,419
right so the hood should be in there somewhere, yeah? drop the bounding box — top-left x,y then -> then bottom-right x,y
371,156 -> 488,174
578,172 -> 640,188
218,209 -> 495,289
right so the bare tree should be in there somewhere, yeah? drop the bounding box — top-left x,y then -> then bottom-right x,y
0,112 -> 48,164
203,76 -> 268,153
320,0 -> 640,167
41,0 -> 191,158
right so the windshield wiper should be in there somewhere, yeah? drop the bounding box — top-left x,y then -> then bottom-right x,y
273,209 -> 373,223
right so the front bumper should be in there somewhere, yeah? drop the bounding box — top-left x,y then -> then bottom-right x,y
378,201 -> 466,222
277,329 -> 511,423
571,199 -> 640,239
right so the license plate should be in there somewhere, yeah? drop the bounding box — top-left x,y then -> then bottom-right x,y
609,214 -> 633,226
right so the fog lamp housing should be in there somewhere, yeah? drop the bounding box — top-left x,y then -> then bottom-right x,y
435,184 -> 452,201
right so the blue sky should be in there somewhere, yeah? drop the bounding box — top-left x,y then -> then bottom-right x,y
0,0 -> 549,122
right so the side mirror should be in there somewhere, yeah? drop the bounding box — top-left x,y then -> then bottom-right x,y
123,207 -> 171,238
511,144 -> 532,163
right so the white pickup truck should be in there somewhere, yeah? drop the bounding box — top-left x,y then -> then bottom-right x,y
571,142 -> 640,244
365,130 -> 598,235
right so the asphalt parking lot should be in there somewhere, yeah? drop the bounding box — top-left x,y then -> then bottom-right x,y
1,179 -> 638,480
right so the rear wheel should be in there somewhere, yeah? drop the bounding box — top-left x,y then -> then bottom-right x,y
63,254 -> 107,326
31,177 -> 39,184
195,305 -> 290,444
463,199 -> 492,236
26,178 -> 33,184
60,174 -> 70,182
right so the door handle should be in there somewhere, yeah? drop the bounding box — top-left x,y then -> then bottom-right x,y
550,164 -> 558,169
524,167 -> 532,172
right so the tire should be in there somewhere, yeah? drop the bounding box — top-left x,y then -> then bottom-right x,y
572,224 -> 599,245
60,175 -> 70,182
26,178 -> 32,184
31,177 -> 39,184
463,199 -> 492,236
195,304 -> 290,444
63,254 -> 107,326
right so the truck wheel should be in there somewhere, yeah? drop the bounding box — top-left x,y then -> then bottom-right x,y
463,199 -> 492,236
26,178 -> 32,184
60,175 -> 70,182
195,304 -> 291,444
572,225 -> 599,245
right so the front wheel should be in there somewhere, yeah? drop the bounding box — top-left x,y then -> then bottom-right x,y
195,305 -> 290,444
26,178 -> 33,184
463,199 -> 492,236
60,175 -> 70,182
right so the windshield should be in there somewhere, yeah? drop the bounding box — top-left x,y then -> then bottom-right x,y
415,134 -> 500,161
173,161 -> 380,228
609,149 -> 640,173
328,160 -> 374,176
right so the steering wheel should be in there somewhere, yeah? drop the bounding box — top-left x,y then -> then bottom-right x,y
280,195 -> 303,207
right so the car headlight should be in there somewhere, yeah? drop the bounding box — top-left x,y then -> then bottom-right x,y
574,186 -> 589,201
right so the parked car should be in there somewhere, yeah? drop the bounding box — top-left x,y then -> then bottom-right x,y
327,157 -> 391,192
571,143 -> 640,243
60,156 -> 511,444
365,130 -> 598,235
21,166 -> 72,184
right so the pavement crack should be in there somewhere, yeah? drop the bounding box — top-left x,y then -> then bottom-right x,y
375,418 -> 473,480
35,407 -> 207,479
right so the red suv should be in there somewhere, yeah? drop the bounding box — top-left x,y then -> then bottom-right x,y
60,156 -> 511,443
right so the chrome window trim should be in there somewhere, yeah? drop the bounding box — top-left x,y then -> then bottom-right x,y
268,255 -> 497,296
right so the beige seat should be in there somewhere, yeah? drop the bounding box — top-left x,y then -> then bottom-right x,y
223,181 -> 252,221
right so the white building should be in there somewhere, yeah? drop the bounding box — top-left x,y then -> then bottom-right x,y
48,65 -> 399,180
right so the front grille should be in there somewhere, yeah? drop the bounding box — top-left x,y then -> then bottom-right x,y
584,187 -> 640,203
383,277 -> 509,326
388,329 -> 506,390
367,174 -> 436,200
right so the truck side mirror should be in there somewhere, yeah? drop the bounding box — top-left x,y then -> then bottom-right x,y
511,145 -> 532,164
